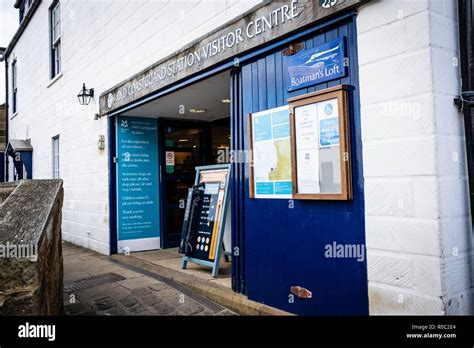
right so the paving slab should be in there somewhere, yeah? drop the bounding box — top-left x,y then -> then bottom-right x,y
86,263 -> 143,279
116,276 -> 161,290
133,248 -> 182,262
111,252 -> 292,316
62,242 -> 235,316
151,257 -> 231,284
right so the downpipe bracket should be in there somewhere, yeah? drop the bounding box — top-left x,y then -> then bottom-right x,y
454,91 -> 474,111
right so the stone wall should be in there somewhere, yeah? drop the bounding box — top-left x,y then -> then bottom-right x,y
0,180 -> 64,315
358,0 -> 473,314
0,104 -> 5,152
0,182 -> 16,204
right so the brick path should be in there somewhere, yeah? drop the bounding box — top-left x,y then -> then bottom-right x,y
62,242 -> 236,316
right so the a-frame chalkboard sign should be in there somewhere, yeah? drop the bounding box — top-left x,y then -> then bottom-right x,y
179,164 -> 230,277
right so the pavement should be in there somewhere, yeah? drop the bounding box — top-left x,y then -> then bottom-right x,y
62,242 -> 237,316
131,247 -> 232,289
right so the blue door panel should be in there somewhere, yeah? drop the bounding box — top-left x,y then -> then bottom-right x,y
241,16 -> 368,315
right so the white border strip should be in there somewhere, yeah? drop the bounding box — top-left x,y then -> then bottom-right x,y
117,237 -> 161,253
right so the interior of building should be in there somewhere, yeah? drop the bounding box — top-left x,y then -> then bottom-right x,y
121,71 -> 231,250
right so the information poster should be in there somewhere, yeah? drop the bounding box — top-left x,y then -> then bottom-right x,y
117,116 -> 160,252
294,98 -> 341,195
294,103 -> 320,194
318,98 -> 340,147
165,151 -> 175,174
251,106 -> 292,199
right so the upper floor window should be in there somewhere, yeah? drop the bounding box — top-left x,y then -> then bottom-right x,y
52,135 -> 60,179
12,61 -> 17,114
19,0 -> 33,23
50,1 -> 61,79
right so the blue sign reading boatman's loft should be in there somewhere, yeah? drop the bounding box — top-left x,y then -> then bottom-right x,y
286,37 -> 346,91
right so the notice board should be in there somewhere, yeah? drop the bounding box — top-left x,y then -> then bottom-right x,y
116,116 -> 160,252
289,85 -> 352,200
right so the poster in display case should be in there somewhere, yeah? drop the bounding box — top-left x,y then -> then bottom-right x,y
247,106 -> 293,199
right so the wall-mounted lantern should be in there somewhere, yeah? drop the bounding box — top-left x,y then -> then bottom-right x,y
77,83 -> 94,105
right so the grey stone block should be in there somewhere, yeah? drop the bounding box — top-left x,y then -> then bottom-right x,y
64,302 -> 94,315
0,180 -> 64,315
119,295 -> 139,308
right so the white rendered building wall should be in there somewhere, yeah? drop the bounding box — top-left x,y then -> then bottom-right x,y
358,0 -> 473,314
6,0 -> 263,255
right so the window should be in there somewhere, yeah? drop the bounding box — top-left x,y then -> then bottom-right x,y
12,61 -> 17,114
52,135 -> 60,179
19,0 -> 33,23
19,5 -> 25,22
50,1 -> 61,78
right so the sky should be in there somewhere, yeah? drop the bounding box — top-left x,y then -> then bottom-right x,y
0,0 -> 19,104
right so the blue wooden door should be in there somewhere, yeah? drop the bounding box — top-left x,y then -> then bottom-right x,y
236,15 -> 368,315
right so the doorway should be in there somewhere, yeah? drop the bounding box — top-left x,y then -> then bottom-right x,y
118,71 -> 232,251
159,118 -> 230,248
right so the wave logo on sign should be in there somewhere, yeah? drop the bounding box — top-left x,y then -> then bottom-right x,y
320,0 -> 338,8
107,92 -> 114,108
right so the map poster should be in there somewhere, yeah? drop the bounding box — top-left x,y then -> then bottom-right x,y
251,106 -> 292,199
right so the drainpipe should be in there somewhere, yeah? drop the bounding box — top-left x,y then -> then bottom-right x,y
0,47 -> 7,182
456,0 -> 474,221
457,0 -> 474,94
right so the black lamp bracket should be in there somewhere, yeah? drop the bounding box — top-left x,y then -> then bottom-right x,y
454,91 -> 474,111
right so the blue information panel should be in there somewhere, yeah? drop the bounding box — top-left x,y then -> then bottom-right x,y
251,106 -> 292,199
116,116 -> 160,250
286,37 -> 346,92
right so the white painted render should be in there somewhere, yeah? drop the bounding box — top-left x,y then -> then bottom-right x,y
358,0 -> 473,314
6,0 -> 263,255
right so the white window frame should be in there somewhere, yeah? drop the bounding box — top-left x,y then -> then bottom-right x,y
52,135 -> 60,179
50,1 -> 61,78
12,60 -> 17,114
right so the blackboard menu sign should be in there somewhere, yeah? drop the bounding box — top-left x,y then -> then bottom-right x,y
179,164 -> 230,277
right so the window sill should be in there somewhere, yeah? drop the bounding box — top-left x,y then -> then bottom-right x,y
10,112 -> 18,120
47,72 -> 63,88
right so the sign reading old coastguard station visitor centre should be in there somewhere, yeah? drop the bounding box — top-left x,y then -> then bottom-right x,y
99,0 -> 363,115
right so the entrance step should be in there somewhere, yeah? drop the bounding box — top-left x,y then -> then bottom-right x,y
111,253 -> 292,316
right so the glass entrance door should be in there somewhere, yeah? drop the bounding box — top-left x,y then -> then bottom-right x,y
160,120 -> 207,248
159,118 -> 231,248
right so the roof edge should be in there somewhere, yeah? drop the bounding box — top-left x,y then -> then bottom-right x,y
5,0 -> 42,58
